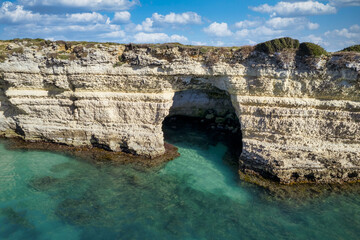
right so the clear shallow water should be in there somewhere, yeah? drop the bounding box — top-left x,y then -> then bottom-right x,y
0,123 -> 360,240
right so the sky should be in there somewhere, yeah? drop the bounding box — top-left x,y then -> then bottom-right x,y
0,0 -> 359,51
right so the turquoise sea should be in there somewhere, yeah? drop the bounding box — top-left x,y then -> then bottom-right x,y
0,120 -> 360,240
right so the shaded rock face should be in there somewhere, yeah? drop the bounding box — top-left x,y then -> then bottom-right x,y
0,40 -> 359,183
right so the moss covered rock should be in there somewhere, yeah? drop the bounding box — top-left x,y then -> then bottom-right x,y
255,37 -> 300,54
341,44 -> 360,52
298,42 -> 327,57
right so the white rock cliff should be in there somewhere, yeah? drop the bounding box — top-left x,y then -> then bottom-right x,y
0,40 -> 359,183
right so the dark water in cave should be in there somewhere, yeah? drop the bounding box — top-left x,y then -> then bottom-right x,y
0,118 -> 359,240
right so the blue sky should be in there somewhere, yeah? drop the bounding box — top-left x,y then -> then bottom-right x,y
0,0 -> 359,51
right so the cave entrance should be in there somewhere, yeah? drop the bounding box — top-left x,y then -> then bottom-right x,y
162,88 -> 243,166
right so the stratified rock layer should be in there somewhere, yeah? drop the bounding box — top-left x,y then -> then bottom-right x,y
0,40 -> 359,183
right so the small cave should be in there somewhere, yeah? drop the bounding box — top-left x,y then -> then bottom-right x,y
162,88 -> 243,166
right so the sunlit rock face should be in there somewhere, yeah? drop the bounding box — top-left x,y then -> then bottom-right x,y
0,40 -> 359,183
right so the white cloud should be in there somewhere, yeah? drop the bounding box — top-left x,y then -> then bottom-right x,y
235,26 -> 283,39
251,1 -> 336,17
0,2 -> 109,25
235,29 -> 250,38
329,0 -> 360,6
350,24 -> 360,31
112,11 -> 131,23
266,17 -> 319,30
204,22 -> 233,37
66,12 -> 108,23
266,17 -> 299,29
170,34 -> 188,42
135,18 -> 154,32
325,24 -> 360,38
318,24 -> 360,51
308,22 -> 319,30
134,11 -> 202,32
0,1 -> 41,23
235,20 -> 260,29
191,41 -> 207,46
133,32 -> 188,43
19,0 -> 138,11
152,12 -> 202,25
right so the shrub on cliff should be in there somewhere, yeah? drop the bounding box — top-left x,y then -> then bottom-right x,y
341,44 -> 360,52
255,37 -> 300,54
298,42 -> 327,57
0,53 -> 6,62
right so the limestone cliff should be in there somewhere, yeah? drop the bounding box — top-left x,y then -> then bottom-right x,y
0,39 -> 359,184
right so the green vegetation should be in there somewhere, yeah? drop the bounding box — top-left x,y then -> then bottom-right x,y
113,55 -> 126,67
298,42 -> 327,57
0,54 -> 6,63
113,62 -> 125,67
255,37 -> 300,54
10,47 -> 24,54
57,54 -> 75,60
341,44 -> 360,52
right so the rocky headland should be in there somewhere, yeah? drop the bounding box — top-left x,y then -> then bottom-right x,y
0,38 -> 359,184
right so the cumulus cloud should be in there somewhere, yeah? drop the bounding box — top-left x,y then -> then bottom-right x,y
152,12 -> 201,25
325,24 -> 360,38
235,20 -> 260,29
0,2 -> 109,24
112,11 -> 131,23
19,0 -> 138,11
0,1 -> 41,23
316,24 -> 360,51
204,22 -> 233,37
135,18 -> 154,32
307,22 -> 319,30
236,26 -> 283,38
250,1 -> 336,17
0,1 -> 123,41
191,41 -> 207,46
133,32 -> 188,43
266,17 -> 319,30
134,12 -> 202,32
66,12 -> 108,23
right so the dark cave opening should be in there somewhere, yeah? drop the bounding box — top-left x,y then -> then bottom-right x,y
162,88 -> 243,166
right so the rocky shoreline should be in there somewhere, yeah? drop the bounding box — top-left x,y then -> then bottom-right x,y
0,38 -> 359,184
1,138 -> 179,167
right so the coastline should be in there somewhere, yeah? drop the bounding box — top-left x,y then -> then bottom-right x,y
0,137 -> 180,167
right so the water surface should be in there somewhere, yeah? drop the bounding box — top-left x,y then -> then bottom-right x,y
0,122 -> 359,240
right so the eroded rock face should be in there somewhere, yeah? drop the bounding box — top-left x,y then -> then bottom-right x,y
0,40 -> 359,183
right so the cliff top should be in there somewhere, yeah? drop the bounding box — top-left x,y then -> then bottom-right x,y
0,37 -> 359,71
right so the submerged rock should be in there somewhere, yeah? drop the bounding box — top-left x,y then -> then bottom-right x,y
55,197 -> 102,225
28,176 -> 60,191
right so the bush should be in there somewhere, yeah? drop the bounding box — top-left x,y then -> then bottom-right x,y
298,42 -> 327,57
341,44 -> 360,52
57,54 -> 70,60
255,37 -> 300,54
10,47 -> 24,54
0,53 -> 6,62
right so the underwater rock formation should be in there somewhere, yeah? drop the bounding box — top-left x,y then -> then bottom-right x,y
0,38 -> 359,184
